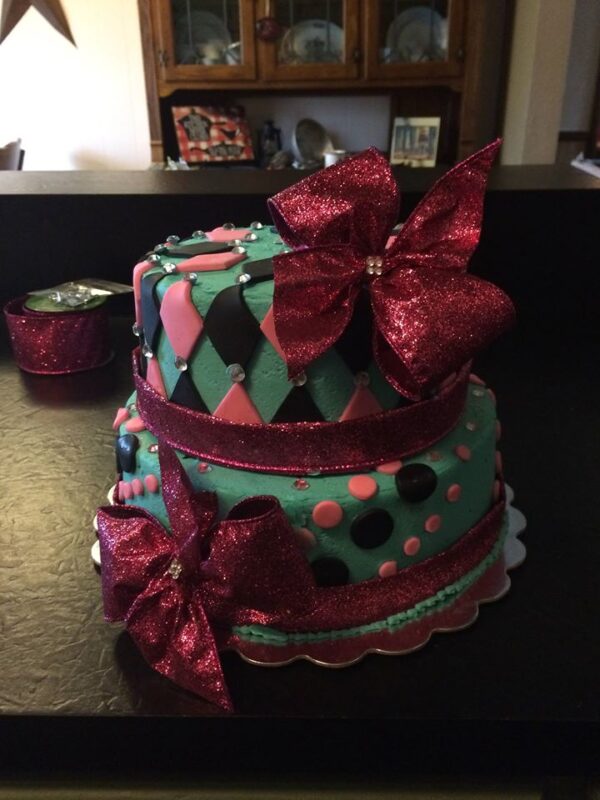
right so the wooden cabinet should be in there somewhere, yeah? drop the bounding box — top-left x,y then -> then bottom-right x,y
139,0 -> 511,162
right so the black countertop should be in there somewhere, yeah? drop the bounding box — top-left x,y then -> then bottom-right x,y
0,173 -> 598,779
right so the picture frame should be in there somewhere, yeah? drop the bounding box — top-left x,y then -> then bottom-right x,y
390,116 -> 441,167
171,104 -> 255,164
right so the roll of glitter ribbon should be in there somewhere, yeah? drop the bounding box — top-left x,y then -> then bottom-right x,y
3,296 -> 112,375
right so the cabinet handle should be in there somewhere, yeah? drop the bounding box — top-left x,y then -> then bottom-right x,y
455,46 -> 465,62
353,47 -> 362,63
158,49 -> 169,68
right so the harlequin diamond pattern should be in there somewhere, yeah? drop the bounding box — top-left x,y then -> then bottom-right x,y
144,270 -> 408,423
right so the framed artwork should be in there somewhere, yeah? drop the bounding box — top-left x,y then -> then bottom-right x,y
171,105 -> 255,163
390,116 -> 441,167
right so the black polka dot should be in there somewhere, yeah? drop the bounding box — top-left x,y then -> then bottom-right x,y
395,463 -> 437,503
311,557 -> 349,587
115,434 -> 139,474
350,509 -> 394,549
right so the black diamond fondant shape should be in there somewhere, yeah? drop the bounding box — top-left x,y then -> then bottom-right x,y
203,284 -> 261,368
311,557 -> 349,587
141,271 -> 165,353
245,257 -> 274,283
164,242 -> 234,258
335,288 -> 373,373
395,463 -> 438,503
271,386 -> 325,423
170,371 -> 209,413
350,508 -> 394,549
116,433 -> 139,474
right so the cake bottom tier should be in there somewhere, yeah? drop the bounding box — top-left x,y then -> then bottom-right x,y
115,378 -> 503,588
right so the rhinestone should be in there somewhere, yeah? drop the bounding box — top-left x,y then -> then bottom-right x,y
227,239 -> 243,247
148,443 -> 158,453
473,388 -> 485,397
365,255 -> 383,276
465,421 -> 477,431
293,478 -> 310,490
127,402 -> 137,412
307,469 -> 321,477
141,343 -> 154,358
236,272 -> 251,284
243,232 -> 258,242
291,371 -> 307,387
192,230 -> 206,239
354,371 -> 370,387
154,244 -> 168,254
162,262 -> 177,274
174,356 -> 188,371
166,235 -> 180,244
250,221 -> 263,229
167,559 -> 183,580
147,253 -> 161,264
232,245 -> 246,255
184,272 -> 198,285
132,323 -> 143,337
222,222 -> 235,230
197,462 -> 212,473
226,363 -> 245,383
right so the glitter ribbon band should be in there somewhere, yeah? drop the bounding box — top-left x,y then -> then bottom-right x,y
133,350 -> 470,475
3,296 -> 112,375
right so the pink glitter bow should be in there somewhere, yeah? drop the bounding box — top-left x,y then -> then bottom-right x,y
268,141 -> 515,399
97,443 -> 316,711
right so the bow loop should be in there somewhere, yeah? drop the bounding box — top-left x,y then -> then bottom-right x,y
268,147 -> 398,253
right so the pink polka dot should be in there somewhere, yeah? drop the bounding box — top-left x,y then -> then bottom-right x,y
428,451 -> 443,462
493,479 -> 501,502
294,527 -> 317,550
131,478 -> 144,496
112,406 -> 129,430
495,450 -> 503,475
376,461 -> 402,475
119,481 -> 133,501
378,560 -> 398,578
144,474 -> 159,493
125,416 -> 146,433
424,514 -> 442,533
469,373 -> 485,386
403,536 -> 421,556
455,444 -> 471,462
348,475 -> 378,501
312,500 -> 343,529
446,483 -> 462,503
495,420 -> 502,441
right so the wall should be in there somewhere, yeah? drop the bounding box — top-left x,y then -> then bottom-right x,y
560,0 -> 600,132
501,0 -> 575,164
0,0 -> 151,170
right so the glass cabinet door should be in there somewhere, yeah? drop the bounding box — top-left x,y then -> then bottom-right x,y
365,0 -> 465,79
260,0 -> 360,81
155,0 -> 257,82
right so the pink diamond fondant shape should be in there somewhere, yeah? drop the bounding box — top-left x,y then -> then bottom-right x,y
133,260 -> 153,323
176,251 -> 247,272
339,386 -> 383,421
160,280 -> 203,360
206,226 -> 251,242
259,305 -> 285,360
213,383 -> 263,423
146,358 -> 167,398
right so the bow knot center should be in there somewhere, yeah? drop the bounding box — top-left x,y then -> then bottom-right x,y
364,255 -> 384,278
167,557 -> 183,580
